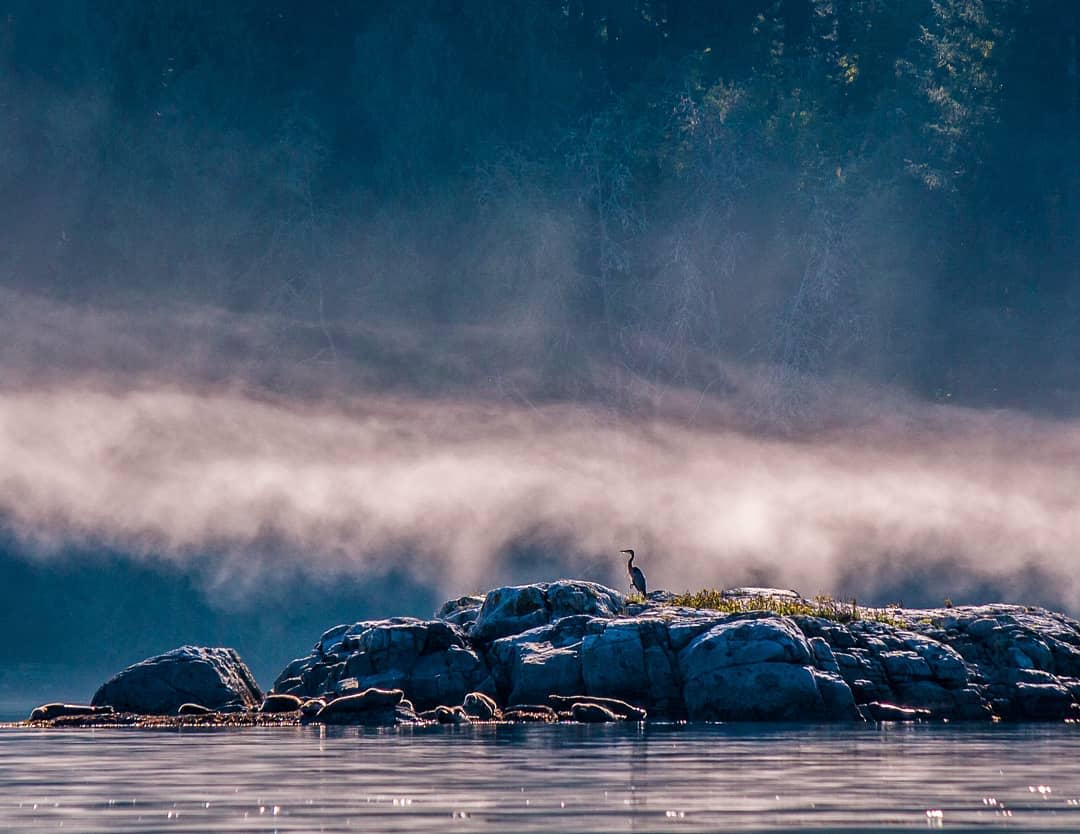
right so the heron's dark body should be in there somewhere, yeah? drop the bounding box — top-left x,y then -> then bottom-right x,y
621,549 -> 647,596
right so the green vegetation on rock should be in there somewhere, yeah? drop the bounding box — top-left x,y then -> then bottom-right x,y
666,589 -> 904,627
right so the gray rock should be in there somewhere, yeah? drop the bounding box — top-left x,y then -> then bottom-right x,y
809,637 -> 840,673
680,618 -> 814,672
92,646 -> 262,715
683,661 -> 825,721
966,618 -> 999,638
678,619 -> 856,721
1009,682 -> 1075,720
574,617 -> 682,708
28,703 -> 113,721
892,681 -> 960,717
849,678 -> 881,703
260,694 -> 302,713
177,702 -> 213,715
315,688 -> 406,724
548,694 -> 647,720
472,585 -> 549,642
881,651 -> 933,683
506,642 -> 583,705
811,670 -> 861,720
487,616 -> 594,704
666,614 -> 732,652
435,705 -> 470,724
581,620 -> 648,701
462,691 -> 499,720
316,624 -> 350,656
501,704 -> 558,722
951,687 -> 994,720
436,595 -> 485,629
300,698 -> 325,717
1012,635 -> 1053,670
323,687 -> 403,711
546,581 -> 625,620
903,637 -> 968,688
272,618 -> 487,710
571,702 -> 621,722
471,582 -> 625,644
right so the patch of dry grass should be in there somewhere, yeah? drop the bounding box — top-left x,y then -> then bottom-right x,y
666,589 -> 904,626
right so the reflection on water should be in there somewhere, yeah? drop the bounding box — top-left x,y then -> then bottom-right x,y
1,723 -> 1080,832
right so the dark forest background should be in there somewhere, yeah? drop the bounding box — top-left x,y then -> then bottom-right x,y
3,0 -> 1079,414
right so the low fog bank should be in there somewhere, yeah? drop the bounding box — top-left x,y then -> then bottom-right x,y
3,298 -> 1078,617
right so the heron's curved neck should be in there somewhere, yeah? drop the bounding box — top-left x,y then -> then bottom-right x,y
626,553 -> 634,568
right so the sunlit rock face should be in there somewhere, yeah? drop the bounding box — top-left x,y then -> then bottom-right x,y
470,581 -> 626,643
91,646 -> 262,715
677,618 -> 859,721
435,595 -> 486,629
265,583 -> 1080,723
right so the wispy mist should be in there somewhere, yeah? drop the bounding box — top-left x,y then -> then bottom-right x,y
4,297 -> 1078,610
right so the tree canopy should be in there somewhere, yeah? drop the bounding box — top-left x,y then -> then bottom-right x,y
3,0 -> 1078,412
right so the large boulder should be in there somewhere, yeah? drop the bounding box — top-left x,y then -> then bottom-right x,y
471,582 -> 625,643
681,617 -> 813,669
91,646 -> 262,715
488,616 -> 595,704
678,618 -> 856,721
581,618 -> 682,712
272,617 -> 489,711
684,661 -> 825,721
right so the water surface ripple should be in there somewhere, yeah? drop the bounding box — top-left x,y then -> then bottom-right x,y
2,723 -> 1080,832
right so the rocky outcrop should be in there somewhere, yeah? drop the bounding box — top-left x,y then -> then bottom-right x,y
679,618 -> 859,721
91,646 -> 262,715
471,581 -> 625,642
270,582 -> 1080,723
272,617 -> 489,710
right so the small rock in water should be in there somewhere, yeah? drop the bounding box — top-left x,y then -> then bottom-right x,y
28,703 -> 113,722
462,691 -> 499,721
502,704 -> 558,722
260,694 -> 302,713
548,695 -> 646,721
315,688 -> 404,724
571,702 -> 620,723
177,703 -> 213,716
300,699 -> 325,718
435,705 -> 470,724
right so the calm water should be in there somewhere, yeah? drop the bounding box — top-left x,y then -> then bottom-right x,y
2,723 -> 1080,832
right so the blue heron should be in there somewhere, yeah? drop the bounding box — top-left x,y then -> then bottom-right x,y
620,549 -> 647,597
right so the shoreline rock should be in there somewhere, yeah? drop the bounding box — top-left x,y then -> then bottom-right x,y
91,646 -> 263,715
16,581 -> 1080,728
